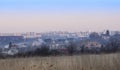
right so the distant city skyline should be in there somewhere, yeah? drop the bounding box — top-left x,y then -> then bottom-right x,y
0,0 -> 120,32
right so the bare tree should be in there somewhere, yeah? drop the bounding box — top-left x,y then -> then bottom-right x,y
67,42 -> 77,55
105,34 -> 120,52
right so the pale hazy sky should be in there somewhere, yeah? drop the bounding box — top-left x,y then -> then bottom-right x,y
0,0 -> 120,32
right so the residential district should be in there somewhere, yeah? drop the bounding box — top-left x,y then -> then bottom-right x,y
0,30 -> 119,57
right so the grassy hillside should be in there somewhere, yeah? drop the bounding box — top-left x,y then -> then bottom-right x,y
0,53 -> 120,70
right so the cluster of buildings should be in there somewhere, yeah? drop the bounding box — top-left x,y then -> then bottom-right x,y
0,30 -> 119,55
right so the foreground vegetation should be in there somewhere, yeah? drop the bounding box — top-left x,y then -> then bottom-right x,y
0,53 -> 120,70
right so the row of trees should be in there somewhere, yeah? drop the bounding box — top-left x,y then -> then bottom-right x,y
15,44 -> 75,57
14,33 -> 120,57
101,34 -> 120,53
0,33 -> 119,59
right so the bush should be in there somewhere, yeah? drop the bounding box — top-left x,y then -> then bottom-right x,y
35,44 -> 50,56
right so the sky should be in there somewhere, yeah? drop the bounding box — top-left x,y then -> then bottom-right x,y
0,0 -> 120,32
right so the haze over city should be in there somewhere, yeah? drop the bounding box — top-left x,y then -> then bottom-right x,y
0,0 -> 120,32
0,1 -> 120,70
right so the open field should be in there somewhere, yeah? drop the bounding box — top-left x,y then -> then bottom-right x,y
0,53 -> 120,70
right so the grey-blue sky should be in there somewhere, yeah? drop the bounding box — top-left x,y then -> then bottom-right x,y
0,0 -> 120,11
0,0 -> 120,32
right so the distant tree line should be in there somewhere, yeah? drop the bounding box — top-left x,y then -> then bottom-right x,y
101,34 -> 120,53
0,33 -> 120,59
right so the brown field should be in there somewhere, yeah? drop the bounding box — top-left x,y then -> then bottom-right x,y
0,53 -> 120,70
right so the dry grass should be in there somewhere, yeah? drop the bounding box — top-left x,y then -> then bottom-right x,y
0,53 -> 120,70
